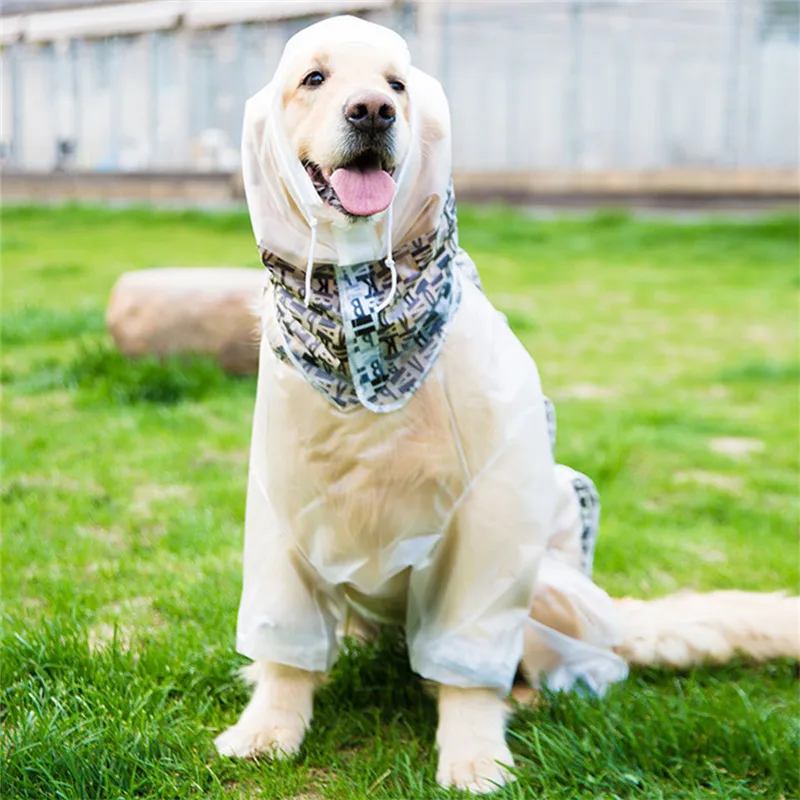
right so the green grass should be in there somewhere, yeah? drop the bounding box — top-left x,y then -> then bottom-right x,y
1,204 -> 798,799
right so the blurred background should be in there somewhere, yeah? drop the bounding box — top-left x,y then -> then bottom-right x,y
1,0 -> 798,208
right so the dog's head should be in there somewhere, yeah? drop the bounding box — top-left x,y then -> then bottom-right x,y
243,17 -> 450,266
279,25 -> 412,220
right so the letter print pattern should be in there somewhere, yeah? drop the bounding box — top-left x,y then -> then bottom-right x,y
259,186 -> 480,413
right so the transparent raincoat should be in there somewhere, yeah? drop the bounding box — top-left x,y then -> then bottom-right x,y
235,16 -> 627,696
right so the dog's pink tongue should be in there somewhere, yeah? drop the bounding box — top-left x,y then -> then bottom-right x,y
330,167 -> 396,216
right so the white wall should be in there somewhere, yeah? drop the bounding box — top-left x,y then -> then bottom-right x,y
2,0 -> 798,172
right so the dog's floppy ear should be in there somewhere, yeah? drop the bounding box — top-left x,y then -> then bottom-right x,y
409,66 -> 451,158
389,66 -> 452,244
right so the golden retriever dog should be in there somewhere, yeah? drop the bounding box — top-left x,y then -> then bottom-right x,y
215,16 -> 799,794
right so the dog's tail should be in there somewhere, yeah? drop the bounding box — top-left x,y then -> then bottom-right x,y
613,590 -> 800,668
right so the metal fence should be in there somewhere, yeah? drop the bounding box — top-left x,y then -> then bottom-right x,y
1,0 -> 798,173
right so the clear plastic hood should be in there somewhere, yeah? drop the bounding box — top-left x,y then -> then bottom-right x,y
241,15 -> 453,268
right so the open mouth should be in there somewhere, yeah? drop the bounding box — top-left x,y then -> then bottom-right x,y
304,151 -> 396,217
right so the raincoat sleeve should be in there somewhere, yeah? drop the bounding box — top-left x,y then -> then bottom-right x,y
235,319 -> 340,673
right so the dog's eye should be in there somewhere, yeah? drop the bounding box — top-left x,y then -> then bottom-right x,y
387,79 -> 406,93
302,71 -> 326,88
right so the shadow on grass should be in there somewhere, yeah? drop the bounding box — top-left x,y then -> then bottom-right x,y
720,359 -> 800,384
1,305 -> 106,346
3,340 -> 254,405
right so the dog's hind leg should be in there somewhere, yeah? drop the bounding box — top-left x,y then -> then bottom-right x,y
215,660 -> 320,760
518,468 -> 625,697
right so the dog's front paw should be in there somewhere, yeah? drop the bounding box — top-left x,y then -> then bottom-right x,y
436,740 -> 515,794
435,686 -> 515,794
214,715 -> 306,760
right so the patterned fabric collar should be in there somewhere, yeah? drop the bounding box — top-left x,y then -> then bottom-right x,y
260,187 -> 480,413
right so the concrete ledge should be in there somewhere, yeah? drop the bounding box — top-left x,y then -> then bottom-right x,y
454,168 -> 800,196
2,168 -> 798,210
0,170 -> 239,206
453,169 -> 800,209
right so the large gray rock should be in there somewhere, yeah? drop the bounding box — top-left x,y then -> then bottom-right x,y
106,267 -> 263,374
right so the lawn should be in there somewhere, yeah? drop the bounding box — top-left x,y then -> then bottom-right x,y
1,204 -> 798,799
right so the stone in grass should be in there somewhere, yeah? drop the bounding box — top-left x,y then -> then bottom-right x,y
106,267 -> 263,374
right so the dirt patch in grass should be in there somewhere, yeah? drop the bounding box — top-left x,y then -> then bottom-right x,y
675,470 -> 744,493
709,436 -> 765,458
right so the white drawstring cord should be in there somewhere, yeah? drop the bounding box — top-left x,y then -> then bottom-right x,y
304,218 -> 319,308
374,203 -> 397,315
304,209 -> 396,313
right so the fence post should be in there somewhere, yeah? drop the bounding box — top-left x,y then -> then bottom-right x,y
505,15 -> 530,169
234,23 -> 246,146
70,38 -> 81,168
148,31 -> 159,169
51,39 -> 64,169
10,42 -> 23,167
415,0 -> 443,79
745,0 -> 765,164
108,37 -> 121,169
567,0 -> 584,168
440,0 -> 452,92
613,7 -> 632,167
658,39 -> 674,167
724,0 -> 744,166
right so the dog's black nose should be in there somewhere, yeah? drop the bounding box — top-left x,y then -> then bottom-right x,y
345,92 -> 396,133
